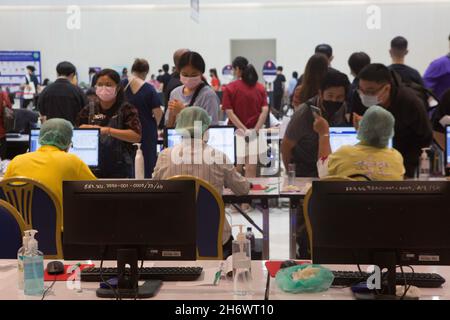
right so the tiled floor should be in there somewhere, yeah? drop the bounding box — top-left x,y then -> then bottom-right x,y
227,200 -> 291,260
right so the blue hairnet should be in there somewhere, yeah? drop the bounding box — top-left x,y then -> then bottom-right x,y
38,118 -> 73,150
357,105 -> 395,148
175,106 -> 211,137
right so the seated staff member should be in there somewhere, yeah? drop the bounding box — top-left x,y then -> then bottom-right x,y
351,63 -> 432,178
166,51 -> 219,127
3,118 -> 96,207
77,69 -> 142,178
314,105 -> 405,180
153,107 -> 250,258
282,70 -> 350,177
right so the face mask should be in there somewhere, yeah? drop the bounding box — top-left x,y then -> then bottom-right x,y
359,92 -> 379,108
322,100 -> 344,116
96,86 -> 117,102
180,75 -> 202,90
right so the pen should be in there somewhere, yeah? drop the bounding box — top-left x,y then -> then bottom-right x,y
265,187 -> 277,193
214,262 -> 225,285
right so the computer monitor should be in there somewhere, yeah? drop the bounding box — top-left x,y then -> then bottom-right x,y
329,127 -> 393,152
445,126 -> 450,176
310,180 -> 450,294
29,128 -> 100,167
63,180 -> 197,261
164,126 -> 236,163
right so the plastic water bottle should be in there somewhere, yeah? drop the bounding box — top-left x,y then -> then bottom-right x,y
232,225 -> 253,296
134,143 -> 145,179
23,230 -> 44,296
419,148 -> 431,180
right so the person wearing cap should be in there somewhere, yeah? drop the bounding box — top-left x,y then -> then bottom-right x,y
3,118 -> 96,207
313,105 -> 405,180
153,107 -> 250,257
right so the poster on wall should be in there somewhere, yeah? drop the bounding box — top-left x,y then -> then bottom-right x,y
222,64 -> 234,84
0,51 -> 42,93
262,60 -> 277,83
191,0 -> 199,23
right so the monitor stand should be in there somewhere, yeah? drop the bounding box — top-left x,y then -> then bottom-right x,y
354,251 -> 418,300
96,249 -> 162,299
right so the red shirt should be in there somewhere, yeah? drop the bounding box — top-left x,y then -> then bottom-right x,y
0,92 -> 12,138
221,80 -> 267,129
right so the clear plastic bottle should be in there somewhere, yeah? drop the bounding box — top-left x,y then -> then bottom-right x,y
232,225 -> 253,296
17,231 -> 31,290
134,143 -> 145,179
23,230 -> 44,296
419,148 -> 431,180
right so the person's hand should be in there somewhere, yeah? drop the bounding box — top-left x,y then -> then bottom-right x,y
100,127 -> 111,136
313,115 -> 329,136
79,124 -> 100,129
235,128 -> 248,137
168,99 -> 185,115
352,112 -> 363,130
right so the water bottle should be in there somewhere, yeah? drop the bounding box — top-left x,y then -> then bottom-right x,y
418,148 -> 431,180
232,225 -> 253,296
134,143 -> 145,179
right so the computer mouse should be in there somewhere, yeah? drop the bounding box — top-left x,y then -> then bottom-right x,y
47,261 -> 65,275
280,260 -> 297,269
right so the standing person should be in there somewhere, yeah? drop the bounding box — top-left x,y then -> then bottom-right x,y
352,63 -> 432,177
222,56 -> 269,179
423,34 -> 450,100
0,91 -> 13,158
21,66 -> 38,109
287,71 -> 298,99
166,51 -> 220,127
160,48 -> 190,129
157,64 -> 171,92
77,69 -> 142,178
121,68 -> 128,81
347,52 -> 371,114
388,36 -> 424,86
273,66 -> 286,117
38,61 -> 87,126
292,54 -> 329,109
123,59 -> 163,178
148,74 -> 161,92
209,68 -> 221,92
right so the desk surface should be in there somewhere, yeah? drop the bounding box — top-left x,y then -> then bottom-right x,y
1,260 -> 449,300
6,134 -> 29,143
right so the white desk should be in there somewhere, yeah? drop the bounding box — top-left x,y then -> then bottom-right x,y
1,260 -> 449,300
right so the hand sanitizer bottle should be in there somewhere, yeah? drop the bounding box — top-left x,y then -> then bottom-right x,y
23,230 -> 44,296
134,143 -> 145,179
17,231 -> 31,290
419,148 -> 431,180
232,225 -> 253,296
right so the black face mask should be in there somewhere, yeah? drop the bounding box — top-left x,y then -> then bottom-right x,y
322,100 -> 344,117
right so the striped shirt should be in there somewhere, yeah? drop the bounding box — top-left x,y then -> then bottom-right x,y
153,139 -> 250,243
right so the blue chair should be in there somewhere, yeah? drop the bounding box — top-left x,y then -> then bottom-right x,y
0,177 -> 63,259
169,175 -> 224,260
0,199 -> 26,259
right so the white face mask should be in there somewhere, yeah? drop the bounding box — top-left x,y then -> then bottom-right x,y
359,92 -> 380,108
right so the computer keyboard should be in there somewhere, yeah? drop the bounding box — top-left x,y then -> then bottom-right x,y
80,266 -> 203,282
332,271 -> 446,288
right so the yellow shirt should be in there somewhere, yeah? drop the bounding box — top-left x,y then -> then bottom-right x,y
326,144 -> 405,181
3,145 -> 97,207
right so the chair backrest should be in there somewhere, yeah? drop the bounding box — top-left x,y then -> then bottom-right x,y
168,175 -> 224,260
0,177 -> 62,259
302,176 -> 355,257
0,199 -> 26,259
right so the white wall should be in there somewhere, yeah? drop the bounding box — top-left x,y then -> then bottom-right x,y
1,1 -> 449,84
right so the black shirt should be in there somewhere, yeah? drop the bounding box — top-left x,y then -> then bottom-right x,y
12,109 -> 39,134
37,78 -> 87,125
273,74 -> 286,95
388,64 -> 424,86
351,78 -> 432,177
157,72 -> 172,89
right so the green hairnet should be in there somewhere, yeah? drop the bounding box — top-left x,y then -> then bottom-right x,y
175,106 -> 211,138
357,105 -> 395,148
38,118 -> 74,150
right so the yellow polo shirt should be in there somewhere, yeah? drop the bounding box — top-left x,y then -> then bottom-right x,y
3,145 -> 97,208
327,144 -> 405,181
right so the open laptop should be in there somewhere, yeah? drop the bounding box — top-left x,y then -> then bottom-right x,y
329,127 -> 393,153
29,128 -> 100,168
164,126 -> 236,163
